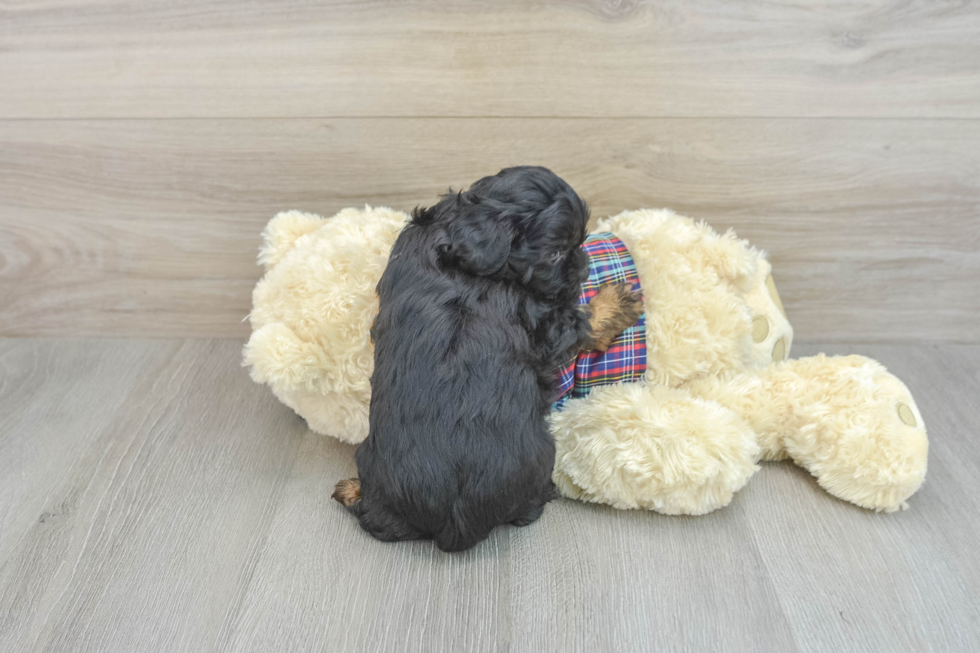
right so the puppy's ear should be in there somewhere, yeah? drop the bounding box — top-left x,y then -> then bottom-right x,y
441,216 -> 512,277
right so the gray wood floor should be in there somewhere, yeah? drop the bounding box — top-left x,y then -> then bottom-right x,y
1,338 -> 977,652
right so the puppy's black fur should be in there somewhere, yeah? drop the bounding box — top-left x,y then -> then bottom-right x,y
333,166 -> 637,552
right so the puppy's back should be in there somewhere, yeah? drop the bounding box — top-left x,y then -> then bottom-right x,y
351,221 -> 555,551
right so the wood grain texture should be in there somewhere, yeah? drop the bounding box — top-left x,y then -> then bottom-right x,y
0,339 -> 978,652
1,0 -> 975,647
1,0 -> 979,118
1,118 -> 977,341
745,342 -> 980,653
0,339 -> 180,565
0,339 -> 307,653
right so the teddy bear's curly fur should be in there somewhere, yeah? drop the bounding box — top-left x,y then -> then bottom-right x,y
244,206 -> 928,515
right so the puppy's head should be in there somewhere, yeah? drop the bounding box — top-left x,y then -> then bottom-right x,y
414,166 -> 590,300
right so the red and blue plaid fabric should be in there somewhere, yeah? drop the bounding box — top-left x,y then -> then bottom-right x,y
553,233 -> 646,410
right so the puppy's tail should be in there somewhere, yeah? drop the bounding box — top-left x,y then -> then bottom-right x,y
332,478 -> 362,510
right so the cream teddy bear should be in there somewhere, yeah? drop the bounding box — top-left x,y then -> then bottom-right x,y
244,206 -> 928,515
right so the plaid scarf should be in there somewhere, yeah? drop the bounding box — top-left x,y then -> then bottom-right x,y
553,233 -> 647,410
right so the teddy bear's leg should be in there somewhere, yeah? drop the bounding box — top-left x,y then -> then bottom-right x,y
684,355 -> 929,512
550,382 -> 760,515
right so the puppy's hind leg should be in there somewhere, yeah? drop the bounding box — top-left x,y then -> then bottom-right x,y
333,478 -> 424,543
332,478 -> 361,507
510,503 -> 545,527
510,481 -> 555,527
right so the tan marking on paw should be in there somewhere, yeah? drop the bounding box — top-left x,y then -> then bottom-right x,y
332,478 -> 361,507
588,283 -> 644,352
897,402 -> 917,427
752,315 -> 770,343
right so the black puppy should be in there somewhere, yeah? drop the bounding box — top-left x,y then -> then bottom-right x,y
333,166 -> 642,552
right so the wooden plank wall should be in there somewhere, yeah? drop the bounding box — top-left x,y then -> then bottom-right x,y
1,1 -> 978,341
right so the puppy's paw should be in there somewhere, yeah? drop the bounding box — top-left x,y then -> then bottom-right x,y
606,282 -> 644,329
510,503 -> 546,527
332,478 -> 362,507
588,283 -> 644,351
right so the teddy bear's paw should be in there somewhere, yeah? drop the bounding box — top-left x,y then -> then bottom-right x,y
778,355 -> 929,512
744,259 -> 794,369
550,383 -> 760,515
